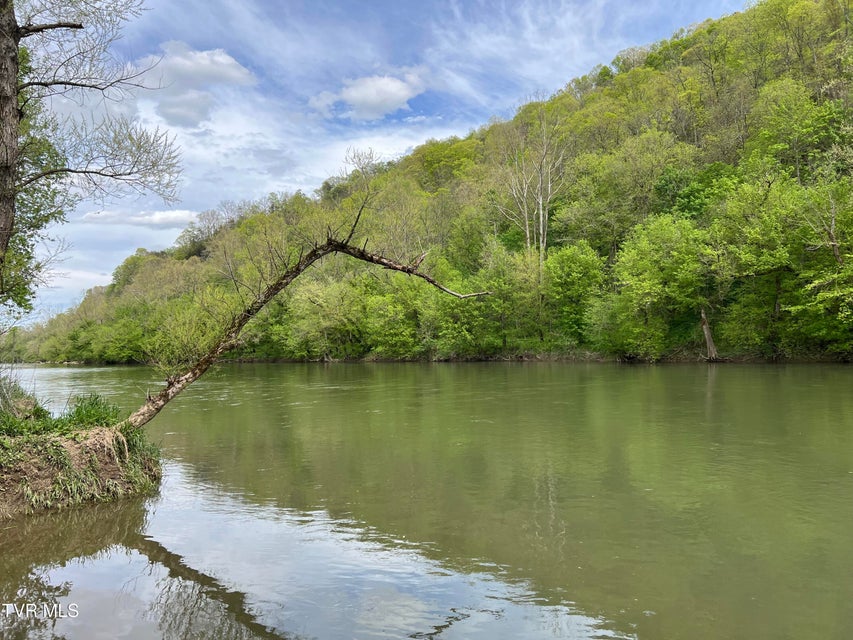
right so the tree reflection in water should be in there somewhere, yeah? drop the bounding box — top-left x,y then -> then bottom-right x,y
0,497 -> 297,640
0,460 -> 627,640
0,498 -> 525,640
137,535 -> 294,640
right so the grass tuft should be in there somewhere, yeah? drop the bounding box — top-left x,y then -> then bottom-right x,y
0,391 -> 124,437
0,379 -> 161,518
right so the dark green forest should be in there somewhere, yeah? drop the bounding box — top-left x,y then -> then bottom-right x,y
4,0 -> 852,363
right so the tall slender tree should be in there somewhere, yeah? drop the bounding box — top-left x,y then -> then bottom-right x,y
491,99 -> 572,281
0,0 -> 180,310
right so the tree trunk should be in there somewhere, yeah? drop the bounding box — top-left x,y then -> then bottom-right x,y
700,308 -> 719,361
123,238 -> 490,430
125,243 -> 336,428
0,0 -> 20,283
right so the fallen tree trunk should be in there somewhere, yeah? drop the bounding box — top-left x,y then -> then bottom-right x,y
123,238 -> 489,430
700,307 -> 719,362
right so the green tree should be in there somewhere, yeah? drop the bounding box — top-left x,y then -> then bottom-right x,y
710,170 -> 804,356
0,0 -> 180,310
283,273 -> 369,361
745,78 -> 843,183
785,176 -> 853,353
543,241 -> 604,344
590,215 -> 715,360
364,276 -> 431,359
556,129 -> 697,259
402,135 -> 483,192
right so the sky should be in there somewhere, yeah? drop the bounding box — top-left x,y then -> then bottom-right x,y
33,0 -> 746,318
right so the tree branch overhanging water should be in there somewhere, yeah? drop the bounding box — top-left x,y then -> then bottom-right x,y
122,236 -> 490,430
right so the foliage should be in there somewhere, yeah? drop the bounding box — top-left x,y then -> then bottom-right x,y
3,0 -> 853,363
590,215 -> 713,359
0,389 -> 124,437
544,241 -> 605,344
1,48 -> 69,310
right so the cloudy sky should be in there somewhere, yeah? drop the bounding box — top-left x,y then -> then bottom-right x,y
35,0 -> 745,317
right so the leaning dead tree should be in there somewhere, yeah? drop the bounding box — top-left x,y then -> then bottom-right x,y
700,307 -> 719,361
122,155 -> 490,430
124,237 -> 489,429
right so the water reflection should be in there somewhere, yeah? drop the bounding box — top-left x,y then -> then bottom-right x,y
0,462 -> 626,639
7,363 -> 853,639
0,488 -> 291,640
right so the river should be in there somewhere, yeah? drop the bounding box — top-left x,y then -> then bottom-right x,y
1,362 -> 852,639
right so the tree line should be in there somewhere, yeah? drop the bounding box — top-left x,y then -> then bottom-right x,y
4,0 -> 852,364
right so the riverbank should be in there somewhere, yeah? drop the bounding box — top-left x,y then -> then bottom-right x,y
0,427 -> 160,519
0,389 -> 160,519
16,345 -> 852,366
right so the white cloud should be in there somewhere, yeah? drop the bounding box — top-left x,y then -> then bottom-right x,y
340,73 -> 425,120
151,41 -> 256,87
312,71 -> 426,121
155,89 -> 216,128
136,41 -> 257,127
426,0 -> 613,111
81,209 -> 199,228
308,91 -> 339,118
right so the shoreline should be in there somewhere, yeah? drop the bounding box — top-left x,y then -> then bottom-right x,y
12,351 -> 851,366
0,426 -> 161,520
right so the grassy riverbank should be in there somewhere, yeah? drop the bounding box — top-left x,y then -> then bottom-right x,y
0,382 -> 160,519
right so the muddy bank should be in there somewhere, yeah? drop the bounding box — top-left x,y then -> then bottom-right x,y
0,426 -> 160,519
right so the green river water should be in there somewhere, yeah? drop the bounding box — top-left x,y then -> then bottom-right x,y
1,362 -> 852,639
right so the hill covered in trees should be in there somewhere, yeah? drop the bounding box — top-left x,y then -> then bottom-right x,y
4,0 -> 852,363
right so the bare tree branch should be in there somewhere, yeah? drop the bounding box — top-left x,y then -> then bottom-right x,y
327,239 -> 492,299
18,21 -> 83,37
0,0 -> 179,308
123,239 -> 490,430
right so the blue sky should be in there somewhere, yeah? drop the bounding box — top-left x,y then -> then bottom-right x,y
35,0 -> 745,317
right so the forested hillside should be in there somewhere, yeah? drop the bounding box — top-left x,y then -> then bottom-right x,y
5,0 -> 852,363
